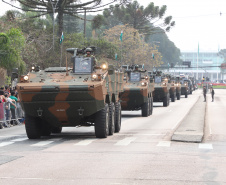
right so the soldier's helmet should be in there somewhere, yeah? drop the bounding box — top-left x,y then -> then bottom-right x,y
85,47 -> 92,53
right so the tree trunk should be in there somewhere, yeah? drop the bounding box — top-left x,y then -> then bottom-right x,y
58,4 -> 64,36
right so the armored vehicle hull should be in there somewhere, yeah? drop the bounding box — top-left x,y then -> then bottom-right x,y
17,50 -> 124,139
120,66 -> 154,117
121,84 -> 154,117
153,85 -> 170,107
181,86 -> 188,98
169,85 -> 176,102
176,85 -> 181,100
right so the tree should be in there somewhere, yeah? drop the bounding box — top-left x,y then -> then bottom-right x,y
103,25 -> 163,69
0,28 -> 26,74
3,0 -> 129,36
92,1 -> 175,35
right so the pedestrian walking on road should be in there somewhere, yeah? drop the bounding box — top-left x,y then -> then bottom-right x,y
203,86 -> 207,102
211,87 -> 215,102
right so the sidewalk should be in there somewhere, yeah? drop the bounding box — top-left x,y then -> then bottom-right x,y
171,95 -> 206,143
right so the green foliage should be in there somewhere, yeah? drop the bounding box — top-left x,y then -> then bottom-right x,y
63,33 -> 117,63
0,28 -> 26,74
147,29 -> 181,66
92,1 -> 175,35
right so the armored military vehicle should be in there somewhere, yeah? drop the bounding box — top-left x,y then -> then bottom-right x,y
175,76 -> 181,100
166,74 -> 177,102
180,75 -> 189,98
149,71 -> 171,107
120,65 -> 154,117
16,47 -> 124,139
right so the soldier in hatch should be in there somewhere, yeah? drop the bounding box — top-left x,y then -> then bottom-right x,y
84,47 -> 97,65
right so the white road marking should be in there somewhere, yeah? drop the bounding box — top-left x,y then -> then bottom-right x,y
157,141 -> 171,147
11,138 -> 28,142
74,139 -> 98,146
115,137 -> 136,146
199,143 -> 213,150
0,142 -> 14,147
118,133 -> 164,136
31,141 -> 54,147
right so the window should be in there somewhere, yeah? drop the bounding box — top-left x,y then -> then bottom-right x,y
155,76 -> 162,83
74,57 -> 92,73
129,72 -> 141,82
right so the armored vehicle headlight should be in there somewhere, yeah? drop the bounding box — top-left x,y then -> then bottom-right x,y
24,75 -> 29,81
141,82 -> 147,86
162,82 -> 166,86
92,74 -> 97,79
31,66 -> 35,70
101,64 -> 107,70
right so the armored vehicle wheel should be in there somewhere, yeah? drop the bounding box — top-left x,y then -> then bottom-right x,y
149,97 -> 153,115
95,104 -> 109,138
51,127 -> 62,133
25,115 -> 41,139
142,100 -> 149,117
177,93 -> 180,100
114,101 -> 121,133
171,94 -> 175,102
163,96 -> 167,107
185,92 -> 188,98
109,102 -> 115,135
190,90 -> 192,94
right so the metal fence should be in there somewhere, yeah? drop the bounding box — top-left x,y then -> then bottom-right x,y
0,102 -> 24,128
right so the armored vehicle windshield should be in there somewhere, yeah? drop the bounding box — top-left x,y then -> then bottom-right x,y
73,57 -> 93,74
155,76 -> 162,83
129,72 -> 141,82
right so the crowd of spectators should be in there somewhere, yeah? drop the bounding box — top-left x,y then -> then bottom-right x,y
0,85 -> 24,129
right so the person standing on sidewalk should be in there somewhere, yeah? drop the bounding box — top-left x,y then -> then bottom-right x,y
9,91 -> 18,126
210,87 -> 215,102
203,86 -> 207,102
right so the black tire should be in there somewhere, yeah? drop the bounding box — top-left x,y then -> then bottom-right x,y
163,96 -> 168,107
95,104 -> 109,138
149,97 -> 153,115
108,102 -> 115,135
25,115 -> 41,139
51,127 -> 62,134
114,101 -> 121,133
177,93 -> 180,100
40,120 -> 51,136
142,100 -> 149,117
185,92 -> 188,98
171,94 -> 175,102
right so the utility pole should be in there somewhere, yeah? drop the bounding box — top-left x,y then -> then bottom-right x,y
84,8 -> 87,38
50,0 -> 59,51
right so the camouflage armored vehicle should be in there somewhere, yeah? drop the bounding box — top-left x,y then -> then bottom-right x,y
167,74 -> 177,102
120,65 -> 154,117
16,47 -> 124,139
180,75 -> 189,98
149,71 -> 171,107
175,76 -> 181,100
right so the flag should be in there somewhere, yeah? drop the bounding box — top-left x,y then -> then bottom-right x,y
60,32 -> 64,44
115,53 -> 118,61
120,31 -> 123,42
142,64 -> 144,69
152,53 -> 154,59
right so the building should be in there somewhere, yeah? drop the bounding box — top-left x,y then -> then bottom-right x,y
169,50 -> 224,82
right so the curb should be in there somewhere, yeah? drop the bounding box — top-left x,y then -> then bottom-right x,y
171,95 -> 206,143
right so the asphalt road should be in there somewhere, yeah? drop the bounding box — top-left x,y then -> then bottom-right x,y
0,89 -> 226,185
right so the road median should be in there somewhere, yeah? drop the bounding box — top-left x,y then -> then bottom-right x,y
171,95 -> 206,143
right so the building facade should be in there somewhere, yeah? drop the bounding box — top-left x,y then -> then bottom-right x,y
169,51 -> 224,82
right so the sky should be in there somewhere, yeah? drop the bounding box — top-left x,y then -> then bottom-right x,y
1,0 -> 226,52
